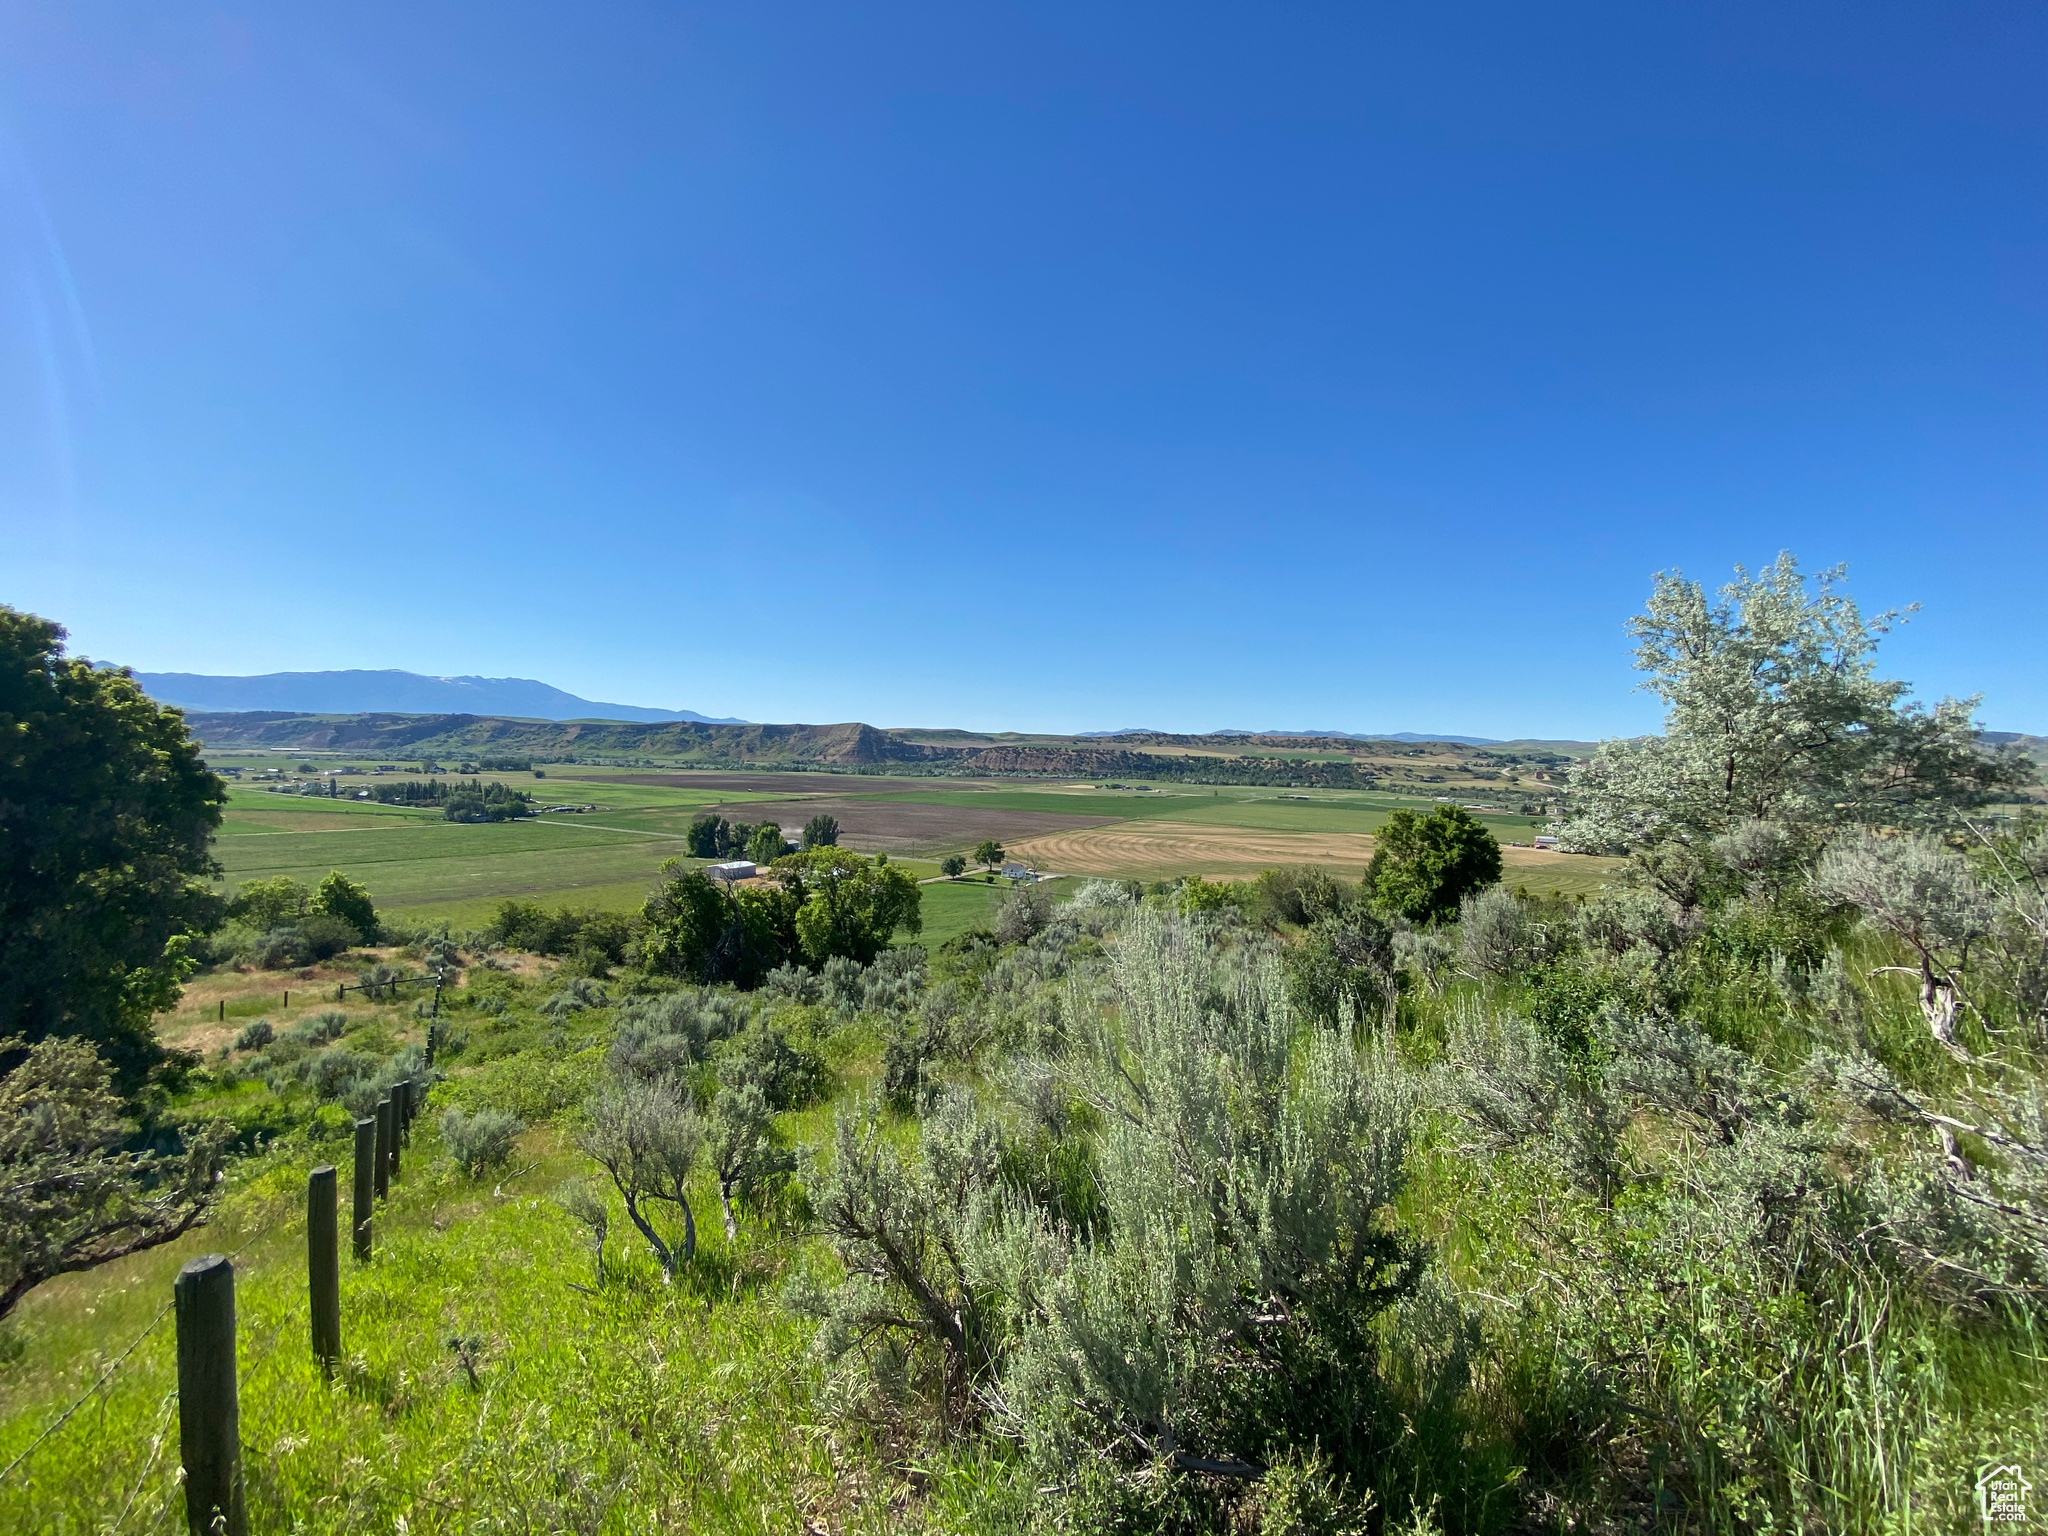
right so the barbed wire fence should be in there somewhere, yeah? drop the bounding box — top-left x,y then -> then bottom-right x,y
0,1195 -> 295,1490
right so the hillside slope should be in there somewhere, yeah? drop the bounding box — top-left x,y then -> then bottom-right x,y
185,712 -> 1592,789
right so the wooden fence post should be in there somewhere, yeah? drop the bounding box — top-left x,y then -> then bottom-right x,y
373,1098 -> 392,1200
352,1118 -> 375,1261
308,1165 -> 340,1373
387,1091 -> 403,1178
174,1255 -> 247,1536
398,1076 -> 415,1144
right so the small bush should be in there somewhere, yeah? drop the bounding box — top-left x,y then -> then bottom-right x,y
297,1045 -> 377,1101
441,1107 -> 526,1177
286,1010 -> 348,1045
542,977 -> 610,1018
232,1019 -> 274,1052
252,913 -> 361,969
995,883 -> 1055,945
762,964 -> 821,1005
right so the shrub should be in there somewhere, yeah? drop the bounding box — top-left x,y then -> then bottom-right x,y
1458,885 -> 1556,979
440,1106 -> 525,1177
1252,866 -> 1349,928
995,884 -> 1054,945
578,1075 -> 704,1278
286,1010 -> 348,1045
720,1022 -> 828,1111
541,977 -> 610,1018
820,955 -> 865,1012
231,1019 -> 274,1052
296,1045 -> 377,1102
252,913 -> 360,970
763,964 -> 821,1004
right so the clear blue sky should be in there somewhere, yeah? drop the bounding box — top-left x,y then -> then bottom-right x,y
3,2 -> 2042,738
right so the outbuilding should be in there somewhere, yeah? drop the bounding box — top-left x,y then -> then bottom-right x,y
708,860 -> 757,882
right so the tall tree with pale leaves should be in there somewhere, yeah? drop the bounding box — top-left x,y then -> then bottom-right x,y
1561,556 -> 2032,852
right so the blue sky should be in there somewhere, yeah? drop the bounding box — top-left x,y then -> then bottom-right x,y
2,2 -> 2042,738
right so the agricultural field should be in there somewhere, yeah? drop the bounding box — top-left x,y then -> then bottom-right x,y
203,755 -> 1621,927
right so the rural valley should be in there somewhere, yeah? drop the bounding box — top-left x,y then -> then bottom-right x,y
4,558 -> 2046,1534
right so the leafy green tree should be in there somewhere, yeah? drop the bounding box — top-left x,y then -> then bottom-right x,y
775,848 -> 923,966
940,854 -> 967,878
1563,556 -> 2035,852
802,813 -> 841,850
0,1035 -> 227,1318
0,609 -> 227,1089
972,839 -> 1005,871
640,862 -> 793,987
686,815 -> 728,858
1365,805 -> 1502,922
232,875 -> 312,931
746,822 -> 785,865
312,870 -> 378,943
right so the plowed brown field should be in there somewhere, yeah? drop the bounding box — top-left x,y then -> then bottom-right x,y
587,773 -> 967,795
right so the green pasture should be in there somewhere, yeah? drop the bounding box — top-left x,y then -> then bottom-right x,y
915,877 -> 1013,947
216,819 -> 695,912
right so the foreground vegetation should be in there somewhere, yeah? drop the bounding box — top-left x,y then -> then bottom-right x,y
3,558 -> 2045,1532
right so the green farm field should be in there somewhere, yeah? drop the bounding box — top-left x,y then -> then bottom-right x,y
209,769 -> 1614,929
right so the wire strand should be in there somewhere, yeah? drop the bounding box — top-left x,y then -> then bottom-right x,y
0,1200 -> 293,1488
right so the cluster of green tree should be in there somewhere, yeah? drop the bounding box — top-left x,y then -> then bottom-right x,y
366,777 -> 535,820
685,815 -> 785,863
222,871 -> 382,968
485,901 -> 637,969
685,812 -> 840,862
948,746 -> 1383,788
640,848 -> 922,988
441,779 -> 535,822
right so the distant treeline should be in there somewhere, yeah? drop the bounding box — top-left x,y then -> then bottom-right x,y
368,777 -> 535,821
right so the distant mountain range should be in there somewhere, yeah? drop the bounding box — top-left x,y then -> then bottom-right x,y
1083,727 -> 1503,746
133,670 -> 745,725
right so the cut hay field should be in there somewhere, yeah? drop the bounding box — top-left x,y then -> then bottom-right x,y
1003,820 -> 1619,896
